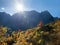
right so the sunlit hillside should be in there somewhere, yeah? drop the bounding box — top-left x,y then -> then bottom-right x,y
0,19 -> 60,45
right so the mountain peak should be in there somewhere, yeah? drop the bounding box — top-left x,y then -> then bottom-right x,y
0,12 -> 10,16
0,10 -> 54,30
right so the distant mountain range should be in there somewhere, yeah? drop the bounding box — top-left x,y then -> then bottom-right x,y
0,10 -> 55,30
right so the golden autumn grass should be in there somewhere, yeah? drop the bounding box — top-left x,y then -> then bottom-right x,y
0,19 -> 60,45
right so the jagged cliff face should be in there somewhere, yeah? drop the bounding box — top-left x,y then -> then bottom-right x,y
0,10 -> 54,30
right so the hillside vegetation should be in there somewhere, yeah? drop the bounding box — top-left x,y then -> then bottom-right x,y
0,19 -> 60,45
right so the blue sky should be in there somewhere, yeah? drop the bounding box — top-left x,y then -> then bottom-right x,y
0,0 -> 60,17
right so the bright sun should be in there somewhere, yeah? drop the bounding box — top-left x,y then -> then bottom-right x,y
16,3 -> 24,12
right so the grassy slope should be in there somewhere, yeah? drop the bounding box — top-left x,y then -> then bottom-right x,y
0,19 -> 60,45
